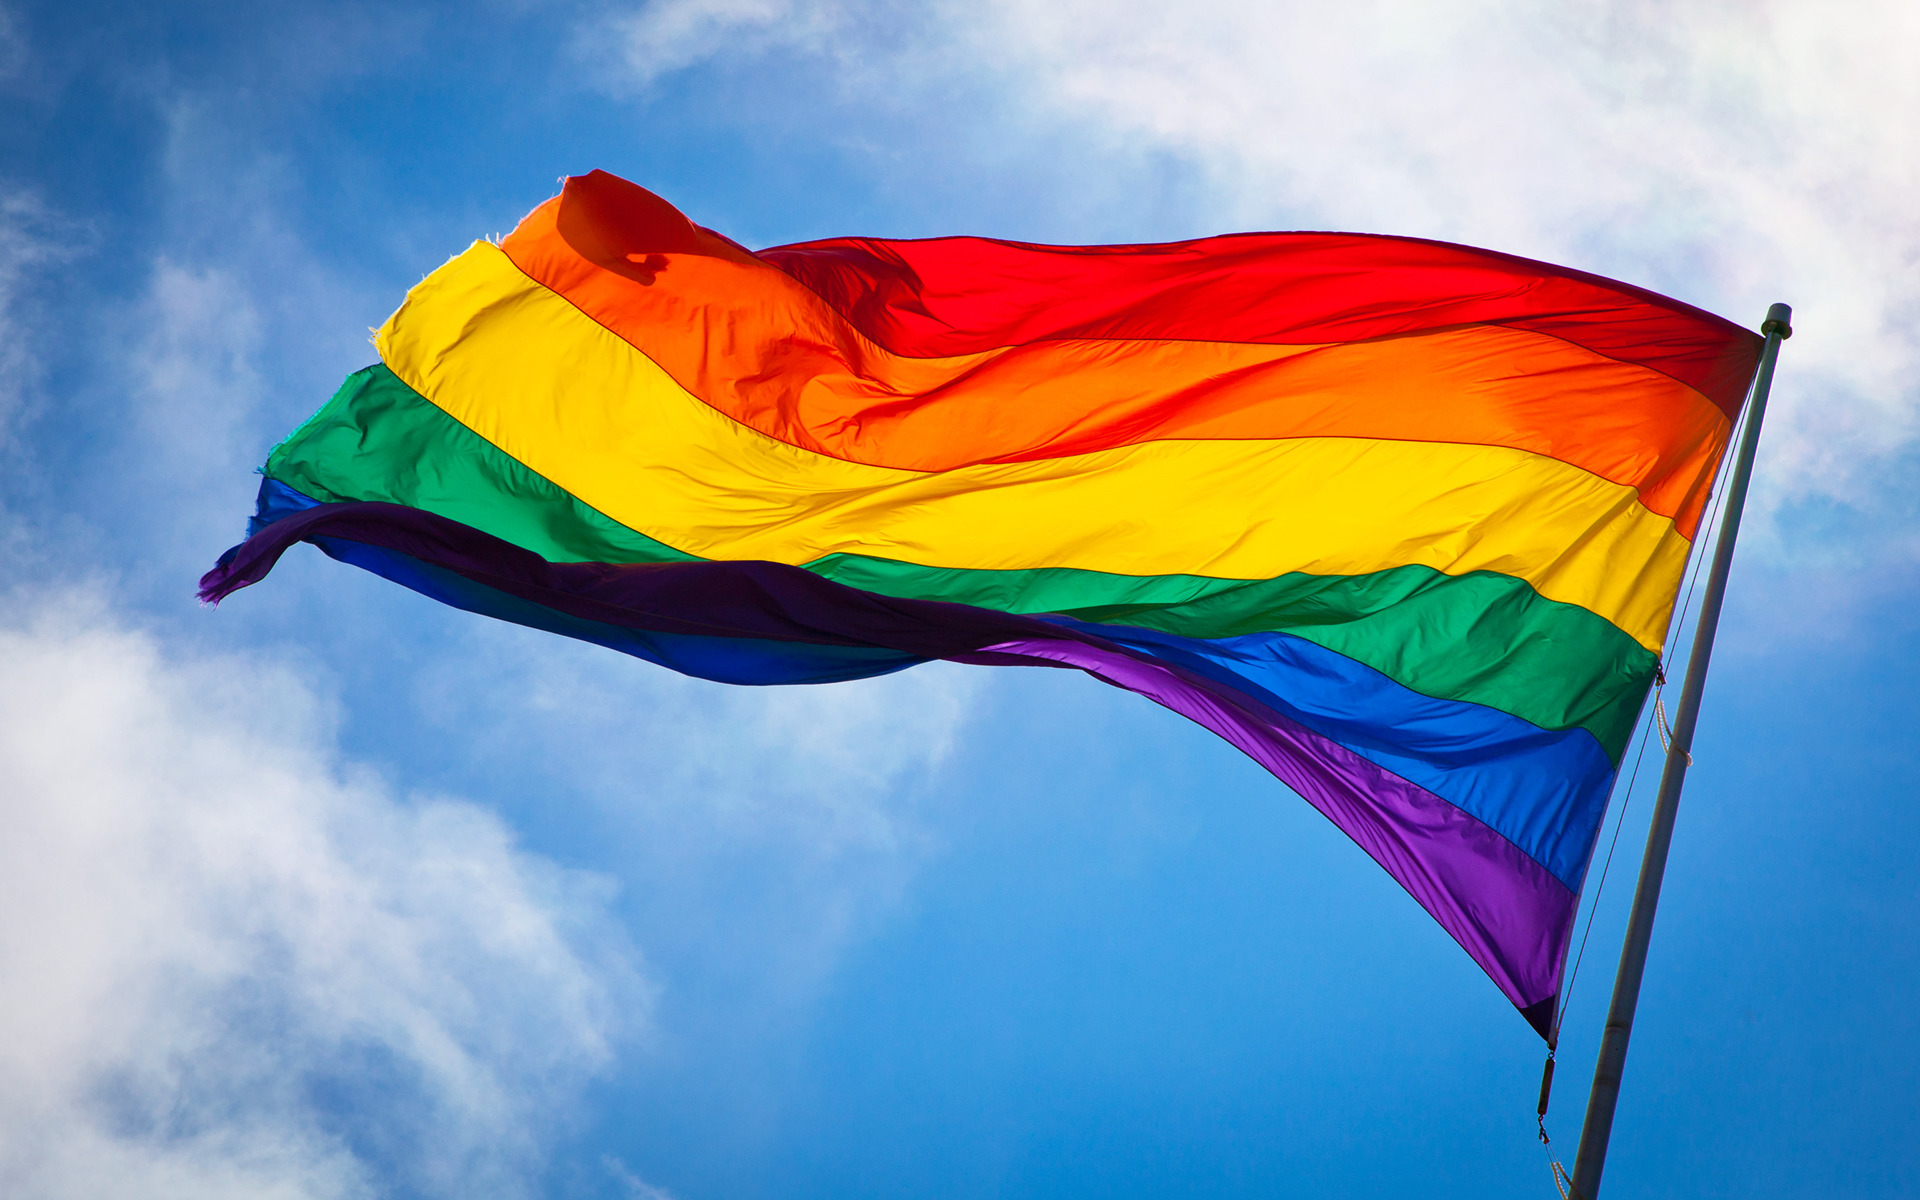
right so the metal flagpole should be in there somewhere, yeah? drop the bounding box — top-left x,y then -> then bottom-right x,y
1568,302 -> 1792,1198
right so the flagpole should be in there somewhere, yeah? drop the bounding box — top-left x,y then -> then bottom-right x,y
1568,302 -> 1792,1198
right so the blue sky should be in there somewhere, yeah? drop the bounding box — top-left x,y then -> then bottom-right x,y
2,2 -> 1917,1197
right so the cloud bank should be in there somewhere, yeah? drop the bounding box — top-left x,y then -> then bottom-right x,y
0,591 -> 641,1199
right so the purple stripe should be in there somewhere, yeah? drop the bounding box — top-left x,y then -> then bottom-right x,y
973,638 -> 1573,1011
204,500 -> 1574,1016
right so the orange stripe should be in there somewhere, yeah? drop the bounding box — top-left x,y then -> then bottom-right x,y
501,199 -> 1731,538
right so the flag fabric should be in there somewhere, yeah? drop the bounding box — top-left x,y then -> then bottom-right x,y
202,170 -> 1760,1035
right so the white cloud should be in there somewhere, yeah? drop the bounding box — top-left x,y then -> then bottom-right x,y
582,0 -> 849,90
0,588 -> 642,1199
0,186 -> 75,459
411,620 -> 983,1004
133,258 -> 267,502
0,4 -> 26,85
0,182 -> 87,584
101,98 -> 386,589
604,1153 -> 678,1199
585,0 -> 1920,552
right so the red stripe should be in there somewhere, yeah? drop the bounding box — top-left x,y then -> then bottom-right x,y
497,179 -> 1731,535
758,230 -> 1760,419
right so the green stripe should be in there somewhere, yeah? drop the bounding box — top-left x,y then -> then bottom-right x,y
267,366 -> 700,565
268,364 -> 1656,758
810,556 -> 1652,757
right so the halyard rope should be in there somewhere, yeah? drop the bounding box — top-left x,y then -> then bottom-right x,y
1532,369 -> 1757,1195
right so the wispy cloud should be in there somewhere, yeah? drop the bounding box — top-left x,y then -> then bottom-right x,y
604,1153 -> 679,1199
0,4 -> 26,85
411,621 -> 983,1006
0,587 -> 642,1199
0,180 -> 90,586
0,186 -> 78,458
580,0 -> 849,90
104,97 -> 384,588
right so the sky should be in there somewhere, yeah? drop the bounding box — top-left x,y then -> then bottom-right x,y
1,1 -> 1917,1197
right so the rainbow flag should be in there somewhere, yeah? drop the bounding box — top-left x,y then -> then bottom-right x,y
203,170 -> 1760,1035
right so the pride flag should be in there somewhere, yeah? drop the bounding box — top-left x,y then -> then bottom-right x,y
203,170 -> 1760,1035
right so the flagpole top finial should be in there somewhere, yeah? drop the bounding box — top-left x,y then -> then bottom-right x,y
1762,303 -> 1793,339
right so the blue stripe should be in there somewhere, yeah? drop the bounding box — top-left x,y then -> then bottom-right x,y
1043,617 -> 1612,888
252,476 -> 323,529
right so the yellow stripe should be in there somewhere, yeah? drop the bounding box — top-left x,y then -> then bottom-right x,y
377,243 -> 1690,650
